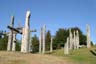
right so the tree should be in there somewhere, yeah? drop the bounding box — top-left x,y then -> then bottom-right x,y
0,34 -> 8,50
91,41 -> 94,46
16,40 -> 21,51
45,30 -> 51,50
0,34 -> 21,51
53,28 -> 69,49
53,27 -> 87,49
32,34 -> 39,53
70,27 -> 87,45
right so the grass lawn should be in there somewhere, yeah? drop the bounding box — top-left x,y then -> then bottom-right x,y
46,46 -> 96,64
0,47 -> 96,64
0,51 -> 74,64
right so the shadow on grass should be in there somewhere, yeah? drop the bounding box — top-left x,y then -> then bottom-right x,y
45,51 -> 55,54
90,49 -> 96,56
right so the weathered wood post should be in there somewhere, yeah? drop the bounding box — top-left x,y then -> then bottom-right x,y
21,11 -> 31,53
12,32 -> 16,51
50,36 -> 53,52
42,25 -> 46,54
86,24 -> 91,48
7,16 -> 14,51
64,37 -> 69,55
69,29 -> 73,50
76,30 -> 79,49
39,27 -> 42,53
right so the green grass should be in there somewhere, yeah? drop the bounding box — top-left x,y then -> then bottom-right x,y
0,47 -> 96,64
46,47 -> 96,64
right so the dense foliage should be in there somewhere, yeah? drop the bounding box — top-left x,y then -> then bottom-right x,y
0,31 -> 21,51
0,34 -> 8,50
45,30 -> 51,50
32,34 -> 39,53
53,27 -> 87,49
0,27 -> 93,52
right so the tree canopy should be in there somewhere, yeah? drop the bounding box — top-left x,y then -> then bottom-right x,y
53,27 -> 87,49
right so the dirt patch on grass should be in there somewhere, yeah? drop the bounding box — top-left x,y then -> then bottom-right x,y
0,51 -> 75,64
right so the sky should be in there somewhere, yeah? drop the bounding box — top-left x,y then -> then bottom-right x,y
0,0 -> 96,44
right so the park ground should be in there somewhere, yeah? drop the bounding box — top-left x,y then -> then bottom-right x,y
0,46 -> 96,64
